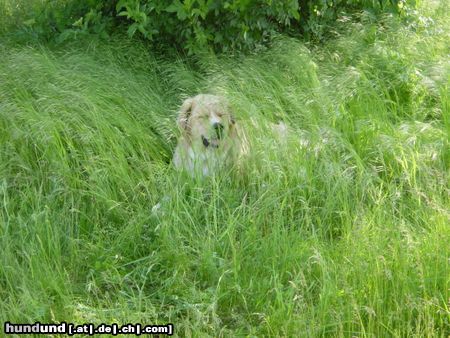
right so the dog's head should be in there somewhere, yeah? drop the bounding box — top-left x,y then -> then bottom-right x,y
177,94 -> 236,149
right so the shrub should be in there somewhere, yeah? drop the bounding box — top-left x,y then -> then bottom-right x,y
115,0 -> 301,53
6,0 -> 411,53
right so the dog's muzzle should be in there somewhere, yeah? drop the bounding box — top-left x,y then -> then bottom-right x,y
202,135 -> 219,148
202,123 -> 224,148
213,122 -> 224,139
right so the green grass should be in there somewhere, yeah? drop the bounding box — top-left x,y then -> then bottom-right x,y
0,1 -> 449,336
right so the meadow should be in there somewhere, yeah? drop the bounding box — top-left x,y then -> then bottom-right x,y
0,1 -> 449,336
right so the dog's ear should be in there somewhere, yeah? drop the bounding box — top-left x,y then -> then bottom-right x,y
222,99 -> 235,125
177,98 -> 194,131
230,114 -> 236,125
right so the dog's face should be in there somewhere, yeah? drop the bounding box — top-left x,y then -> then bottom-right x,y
177,94 -> 235,149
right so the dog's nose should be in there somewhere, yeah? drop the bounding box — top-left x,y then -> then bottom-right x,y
213,122 -> 224,139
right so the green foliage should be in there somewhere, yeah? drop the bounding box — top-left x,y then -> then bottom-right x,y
115,0 -> 301,53
0,0 -> 116,41
0,0 -> 449,335
3,0 -> 412,53
110,0 -> 411,52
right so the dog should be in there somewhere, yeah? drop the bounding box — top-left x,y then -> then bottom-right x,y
173,94 -> 242,176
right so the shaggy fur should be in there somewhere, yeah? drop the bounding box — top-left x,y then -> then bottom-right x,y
173,94 -> 242,176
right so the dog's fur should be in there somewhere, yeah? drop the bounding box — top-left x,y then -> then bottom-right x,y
173,94 -> 242,176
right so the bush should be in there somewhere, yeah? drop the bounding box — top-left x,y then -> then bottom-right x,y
115,0 -> 301,53
6,0 -> 411,53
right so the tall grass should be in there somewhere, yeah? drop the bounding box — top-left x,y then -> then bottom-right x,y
0,1 -> 449,336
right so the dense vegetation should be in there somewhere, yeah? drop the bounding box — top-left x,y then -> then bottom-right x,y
3,0 -> 409,53
0,0 -> 448,336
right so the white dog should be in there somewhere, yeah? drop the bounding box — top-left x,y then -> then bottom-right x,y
173,94 -> 242,176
